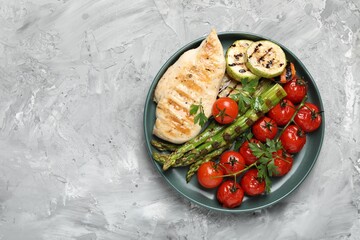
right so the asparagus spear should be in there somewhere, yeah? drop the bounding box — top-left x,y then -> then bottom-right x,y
162,120 -> 225,166
185,144 -> 231,183
152,152 -> 168,164
151,139 -> 180,152
174,152 -> 197,167
163,83 -> 287,170
162,79 -> 274,169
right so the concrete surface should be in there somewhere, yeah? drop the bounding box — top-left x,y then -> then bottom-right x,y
0,0 -> 359,239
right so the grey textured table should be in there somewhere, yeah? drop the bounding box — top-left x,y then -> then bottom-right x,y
0,0 -> 359,239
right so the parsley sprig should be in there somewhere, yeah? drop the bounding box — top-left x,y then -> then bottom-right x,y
214,95 -> 310,194
230,79 -> 261,113
189,99 -> 208,127
249,139 -> 282,193
252,96 -> 265,112
215,138 -> 282,193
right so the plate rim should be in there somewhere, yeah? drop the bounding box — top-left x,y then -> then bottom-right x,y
143,31 -> 325,213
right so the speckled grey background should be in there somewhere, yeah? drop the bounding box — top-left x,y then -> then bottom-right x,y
0,0 -> 359,239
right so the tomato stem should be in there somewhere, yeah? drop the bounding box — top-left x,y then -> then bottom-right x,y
276,95 -> 308,142
215,162 -> 258,178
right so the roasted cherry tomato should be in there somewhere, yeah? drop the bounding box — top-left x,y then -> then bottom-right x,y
219,151 -> 245,175
212,97 -> 238,124
294,102 -> 322,132
239,138 -> 261,165
283,77 -> 307,104
271,149 -> 293,177
197,161 -> 224,189
267,99 -> 296,126
240,169 -> 266,196
279,125 -> 306,154
252,116 -> 278,142
216,180 -> 244,208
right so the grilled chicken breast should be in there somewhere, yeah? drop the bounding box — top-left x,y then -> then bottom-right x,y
153,29 -> 226,144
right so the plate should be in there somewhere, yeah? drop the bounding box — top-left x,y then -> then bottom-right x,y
143,32 -> 325,213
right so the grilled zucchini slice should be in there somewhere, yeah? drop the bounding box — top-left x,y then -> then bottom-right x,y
246,40 -> 286,78
225,40 -> 260,82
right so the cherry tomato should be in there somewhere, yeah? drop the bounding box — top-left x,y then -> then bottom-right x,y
212,97 -> 238,124
283,77 -> 307,104
279,125 -> 306,154
267,99 -> 296,126
252,116 -> 278,142
197,161 -> 224,189
219,151 -> 245,175
216,180 -> 244,208
294,102 -> 322,132
239,138 -> 260,165
271,149 -> 293,177
240,169 -> 266,196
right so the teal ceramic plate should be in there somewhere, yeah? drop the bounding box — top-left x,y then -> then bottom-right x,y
143,32 -> 325,213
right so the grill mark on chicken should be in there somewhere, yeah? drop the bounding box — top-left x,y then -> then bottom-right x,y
167,98 -> 188,113
167,98 -> 193,123
174,88 -> 194,103
153,29 -> 225,144
180,78 -> 203,94
163,111 -> 191,136
158,100 -> 192,131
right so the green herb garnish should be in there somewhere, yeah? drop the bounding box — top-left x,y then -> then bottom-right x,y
190,99 -> 208,127
249,139 -> 283,192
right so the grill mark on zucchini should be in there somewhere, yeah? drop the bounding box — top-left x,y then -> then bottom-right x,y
226,40 -> 260,82
228,62 -> 244,66
258,47 -> 273,63
249,43 -> 262,59
246,40 -> 286,78
234,53 -> 243,59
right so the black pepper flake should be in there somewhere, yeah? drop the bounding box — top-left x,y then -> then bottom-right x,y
239,69 -> 246,73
